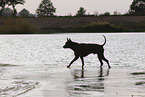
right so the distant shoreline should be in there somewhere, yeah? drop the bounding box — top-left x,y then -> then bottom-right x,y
0,16 -> 145,34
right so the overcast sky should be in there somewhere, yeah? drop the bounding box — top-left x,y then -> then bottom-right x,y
15,0 -> 132,15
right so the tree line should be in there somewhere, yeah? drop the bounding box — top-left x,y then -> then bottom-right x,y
0,0 -> 25,17
0,0 -> 145,17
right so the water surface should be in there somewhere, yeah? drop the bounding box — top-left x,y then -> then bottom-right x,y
0,33 -> 145,97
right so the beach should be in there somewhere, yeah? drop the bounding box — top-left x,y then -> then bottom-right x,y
1,64 -> 145,97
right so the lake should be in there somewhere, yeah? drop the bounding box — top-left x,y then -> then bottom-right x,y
0,33 -> 145,97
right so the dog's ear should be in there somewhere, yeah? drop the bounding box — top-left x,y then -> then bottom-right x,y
67,38 -> 72,42
69,38 -> 72,42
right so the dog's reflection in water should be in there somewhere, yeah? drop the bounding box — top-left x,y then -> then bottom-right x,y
71,68 -> 110,92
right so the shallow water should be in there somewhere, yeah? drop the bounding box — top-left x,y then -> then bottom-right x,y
0,33 -> 145,96
0,33 -> 145,68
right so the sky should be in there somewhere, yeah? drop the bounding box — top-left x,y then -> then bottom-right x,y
15,0 -> 133,15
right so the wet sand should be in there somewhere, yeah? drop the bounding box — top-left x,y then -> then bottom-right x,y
0,64 -> 145,97
29,67 -> 145,97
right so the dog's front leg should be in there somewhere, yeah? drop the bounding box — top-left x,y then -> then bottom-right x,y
80,57 -> 85,69
67,56 -> 79,68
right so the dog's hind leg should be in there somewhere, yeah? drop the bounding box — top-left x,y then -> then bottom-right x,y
102,54 -> 111,69
98,55 -> 103,68
102,56 -> 111,69
80,57 -> 85,69
67,56 -> 79,68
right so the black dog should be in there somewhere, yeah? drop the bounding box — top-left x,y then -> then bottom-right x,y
63,35 -> 111,69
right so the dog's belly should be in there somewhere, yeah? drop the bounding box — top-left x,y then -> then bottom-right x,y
79,51 -> 97,57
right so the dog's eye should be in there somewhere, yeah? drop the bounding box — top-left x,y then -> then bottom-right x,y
66,42 -> 69,44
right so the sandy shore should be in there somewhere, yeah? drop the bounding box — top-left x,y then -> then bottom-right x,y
0,63 -> 145,97
8,66 -> 144,97
0,64 -> 145,97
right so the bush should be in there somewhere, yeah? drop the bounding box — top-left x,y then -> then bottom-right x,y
0,18 -> 39,34
19,8 -> 30,17
104,12 -> 110,16
99,12 -> 110,16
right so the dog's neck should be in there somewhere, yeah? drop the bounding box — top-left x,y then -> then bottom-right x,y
69,42 -> 79,51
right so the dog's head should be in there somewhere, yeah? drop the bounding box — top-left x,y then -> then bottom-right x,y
63,38 -> 72,48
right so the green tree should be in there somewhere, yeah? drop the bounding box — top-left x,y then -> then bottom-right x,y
113,11 -> 121,15
130,0 -> 145,14
7,0 -> 25,16
99,12 -> 110,16
19,8 -> 29,17
2,7 -> 13,17
103,12 -> 110,16
36,0 -> 56,17
76,7 -> 86,16
94,11 -> 98,16
0,0 -> 8,16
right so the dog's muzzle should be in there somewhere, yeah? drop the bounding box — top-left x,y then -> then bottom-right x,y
63,45 -> 66,48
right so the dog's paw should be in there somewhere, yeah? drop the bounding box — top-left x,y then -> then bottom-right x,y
108,66 -> 111,69
67,66 -> 70,68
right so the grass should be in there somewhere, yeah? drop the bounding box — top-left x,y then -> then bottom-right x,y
123,21 -> 145,31
41,25 -> 66,33
40,21 -> 124,33
74,21 -> 124,32
0,18 -> 39,34
0,16 -> 144,34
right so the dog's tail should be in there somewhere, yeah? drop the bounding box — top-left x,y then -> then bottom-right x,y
102,35 -> 106,46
